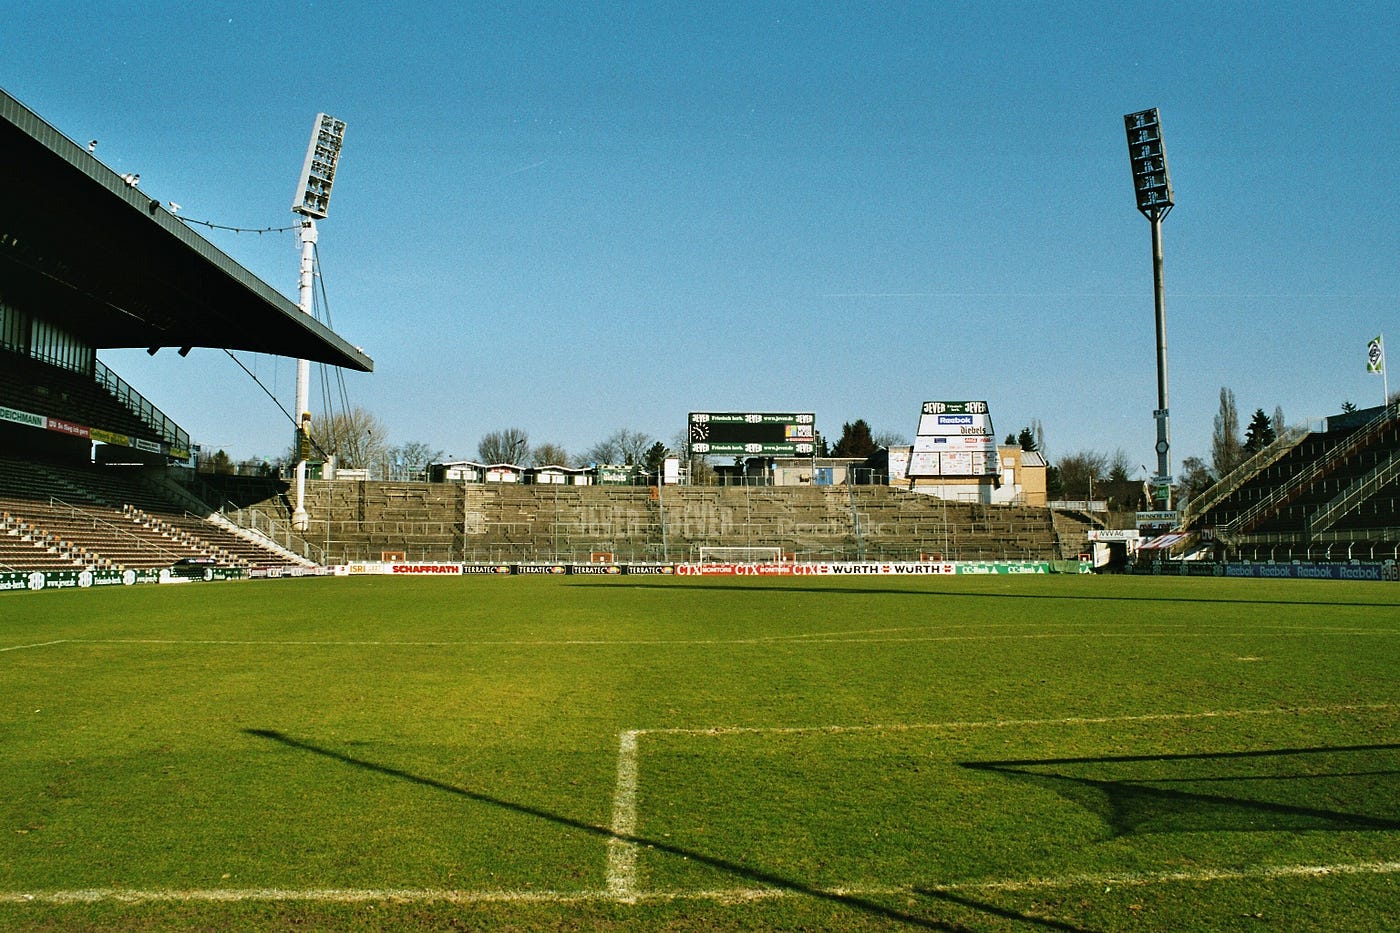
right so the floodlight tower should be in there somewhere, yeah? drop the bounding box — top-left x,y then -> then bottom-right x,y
1124,108 -> 1176,510
290,113 -> 346,531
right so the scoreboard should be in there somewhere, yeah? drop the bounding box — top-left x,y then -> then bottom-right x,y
907,400 -> 999,478
688,412 -> 815,456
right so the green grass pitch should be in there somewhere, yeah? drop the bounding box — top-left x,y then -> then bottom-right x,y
3,574 -> 1399,931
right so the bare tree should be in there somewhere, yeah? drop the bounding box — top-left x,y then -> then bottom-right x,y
383,440 -> 444,480
307,406 -> 387,470
1176,455 -> 1216,505
584,428 -> 653,465
1211,387 -> 1243,478
1056,449 -> 1109,499
529,442 -> 570,467
478,428 -> 530,464
872,429 -> 909,448
616,428 -> 654,465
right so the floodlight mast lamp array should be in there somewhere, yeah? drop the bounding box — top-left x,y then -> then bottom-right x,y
1125,108 -> 1175,510
290,113 -> 346,532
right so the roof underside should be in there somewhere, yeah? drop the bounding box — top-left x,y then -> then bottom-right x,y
0,87 -> 372,372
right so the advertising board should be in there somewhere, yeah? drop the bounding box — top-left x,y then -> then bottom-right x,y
907,401 -> 998,478
688,412 -> 815,456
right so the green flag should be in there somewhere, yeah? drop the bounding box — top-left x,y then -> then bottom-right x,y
1367,335 -> 1385,375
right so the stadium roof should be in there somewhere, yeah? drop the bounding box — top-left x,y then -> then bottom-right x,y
0,86 -> 372,373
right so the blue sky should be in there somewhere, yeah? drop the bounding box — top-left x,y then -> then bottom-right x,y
5,2 -> 1397,473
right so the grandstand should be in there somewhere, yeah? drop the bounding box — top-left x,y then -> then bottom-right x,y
0,452 -> 315,573
1181,401 -> 1400,562
211,477 -> 1087,565
14,83 -> 1387,577
0,84 -> 1105,576
0,86 -> 371,575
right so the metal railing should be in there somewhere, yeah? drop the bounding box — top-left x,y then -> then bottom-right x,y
1307,448 -> 1400,534
47,496 -> 185,563
1181,425 -> 1308,525
1220,403 -> 1399,541
218,505 -> 324,565
94,359 -> 190,451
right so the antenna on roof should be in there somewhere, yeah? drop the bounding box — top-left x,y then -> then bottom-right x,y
290,113 -> 346,532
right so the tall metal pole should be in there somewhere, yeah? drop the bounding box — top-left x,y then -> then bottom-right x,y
289,112 -> 345,534
292,217 -> 317,531
1125,108 -> 1176,512
657,465 -> 668,562
1151,212 -> 1171,510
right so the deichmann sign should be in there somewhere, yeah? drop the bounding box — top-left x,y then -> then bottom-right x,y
1,404 -> 46,429
2,405 -> 190,461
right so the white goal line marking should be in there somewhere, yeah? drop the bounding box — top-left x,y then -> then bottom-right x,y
0,639 -> 69,653
604,702 -> 1397,898
5,860 -> 1399,907
606,730 -> 641,900
631,701 -> 1399,738
57,626 -> 1400,651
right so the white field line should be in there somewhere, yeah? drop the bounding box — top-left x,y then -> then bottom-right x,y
5,860 -> 1399,907
63,627 -> 1400,650
606,729 -> 641,900
632,701 -> 1400,738
0,639 -> 69,653
4,707 -> 1395,910
598,702 -> 1397,902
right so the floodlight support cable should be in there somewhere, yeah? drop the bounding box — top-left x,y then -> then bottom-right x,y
221,349 -> 329,460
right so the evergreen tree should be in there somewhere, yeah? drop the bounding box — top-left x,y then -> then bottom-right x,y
1242,408 -> 1277,455
831,419 -> 877,458
1108,449 -> 1131,482
642,441 -> 669,479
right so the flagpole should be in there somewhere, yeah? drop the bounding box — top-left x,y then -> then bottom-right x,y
1382,333 -> 1389,407
1368,334 -> 1388,407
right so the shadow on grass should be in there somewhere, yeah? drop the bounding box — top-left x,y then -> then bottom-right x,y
962,743 -> 1400,837
245,728 -> 1071,931
599,581 -> 1400,608
915,889 -> 1095,933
